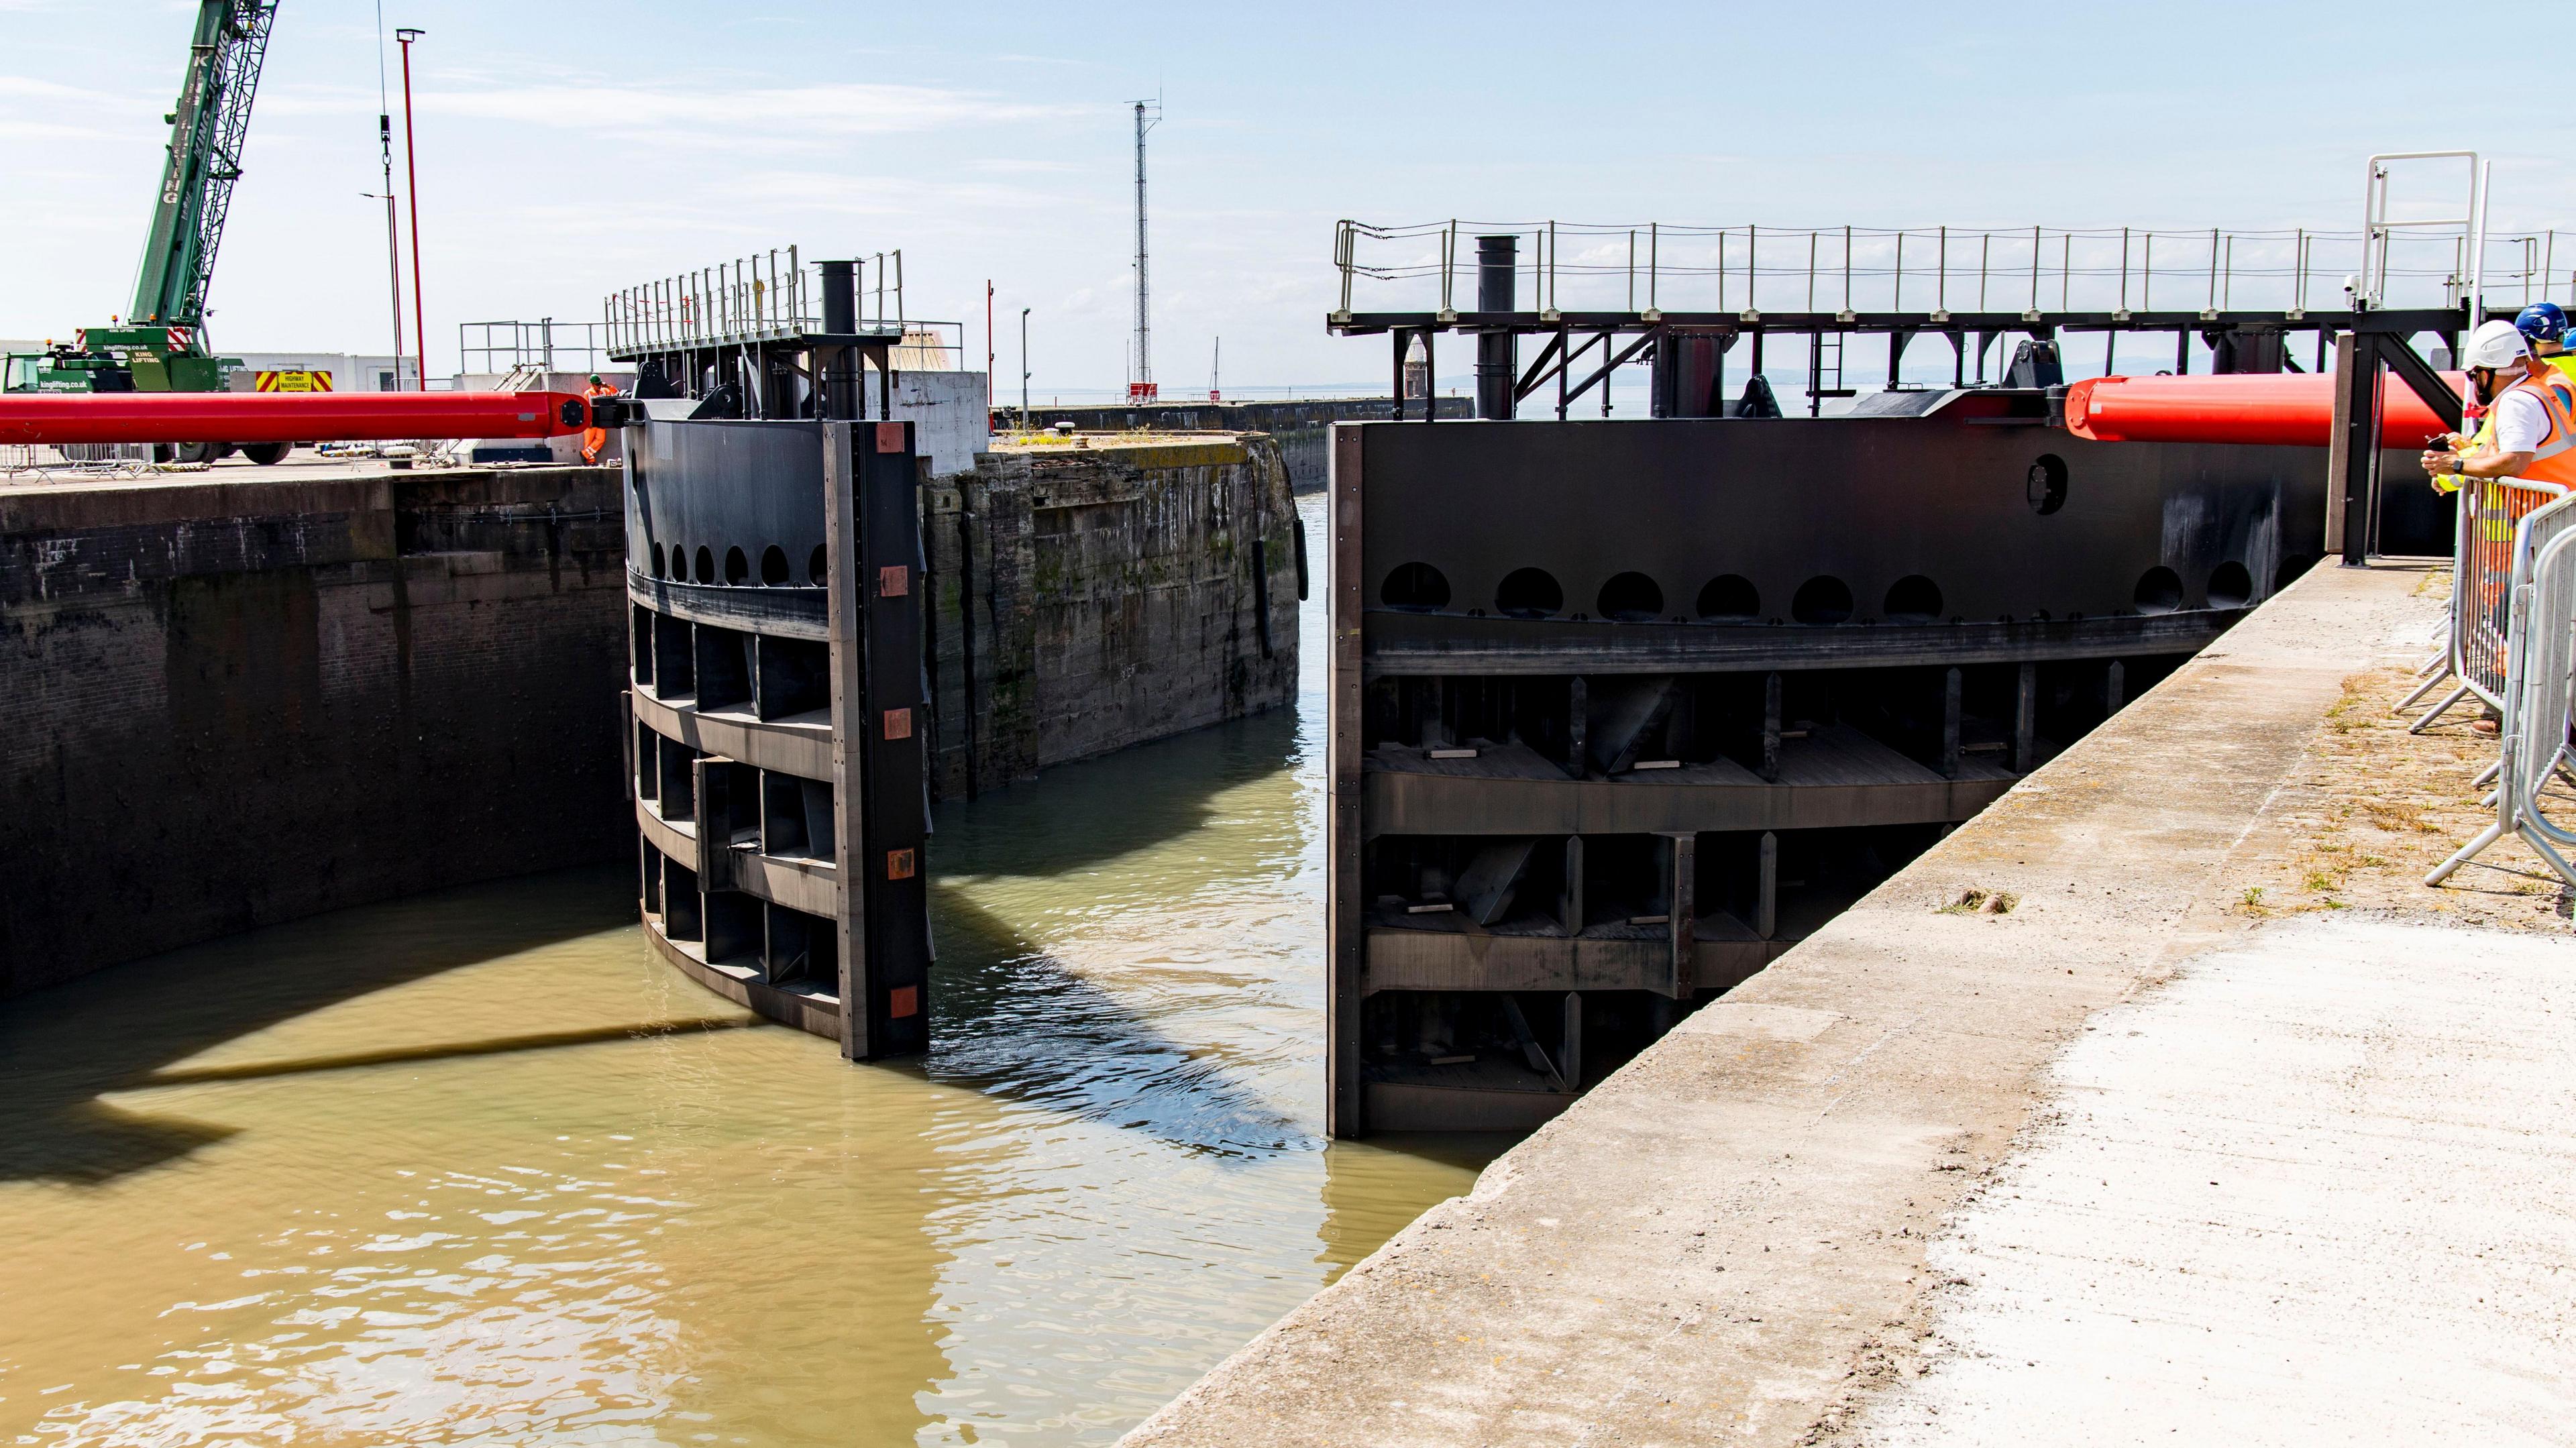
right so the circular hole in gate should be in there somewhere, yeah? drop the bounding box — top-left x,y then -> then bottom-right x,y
1884,574 -> 1944,622
2026,453 -> 2069,515
1696,574 -> 1760,621
2134,565 -> 2184,614
1379,561 -> 1450,612
724,546 -> 750,586
1596,571 -> 1664,622
1791,575 -> 1854,624
2206,560 -> 2253,609
808,545 -> 828,586
695,546 -> 716,585
649,542 -> 667,579
670,544 -> 690,582
760,545 -> 790,586
1495,567 -> 1564,619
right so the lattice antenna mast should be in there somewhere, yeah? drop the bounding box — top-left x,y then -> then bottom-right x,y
1132,98 -> 1161,392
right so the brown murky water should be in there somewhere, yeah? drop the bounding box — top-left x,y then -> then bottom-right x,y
0,497 -> 1493,1446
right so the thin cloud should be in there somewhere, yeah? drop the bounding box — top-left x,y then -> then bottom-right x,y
0,119 -> 131,142
418,79 -> 1087,137
0,75 -> 146,105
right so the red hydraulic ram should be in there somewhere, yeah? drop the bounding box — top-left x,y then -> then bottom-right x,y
2062,372 -> 2469,449
0,390 -> 594,445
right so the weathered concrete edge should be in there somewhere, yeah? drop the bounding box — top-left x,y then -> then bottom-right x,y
1123,560 -> 2434,1447
0,463 -> 615,535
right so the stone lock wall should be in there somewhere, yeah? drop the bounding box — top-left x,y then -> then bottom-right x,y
920,434 -> 1303,799
1,433 -> 1300,996
0,468 -> 633,997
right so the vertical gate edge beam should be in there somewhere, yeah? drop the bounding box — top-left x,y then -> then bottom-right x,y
855,419 -> 930,1058
822,421 -> 871,1061
1326,423 -> 1368,1137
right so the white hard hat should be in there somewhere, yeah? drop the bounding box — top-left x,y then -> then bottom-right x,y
2465,318 -> 2533,370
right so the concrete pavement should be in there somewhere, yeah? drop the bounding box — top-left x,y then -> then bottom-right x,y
1868,916 -> 2576,1445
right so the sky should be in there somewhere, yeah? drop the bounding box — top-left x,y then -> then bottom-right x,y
4,0 -> 2575,398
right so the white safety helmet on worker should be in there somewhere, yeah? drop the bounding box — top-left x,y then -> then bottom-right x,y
2465,318 -> 2534,370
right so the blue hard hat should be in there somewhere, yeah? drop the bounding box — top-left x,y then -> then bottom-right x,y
2516,302 -> 2568,343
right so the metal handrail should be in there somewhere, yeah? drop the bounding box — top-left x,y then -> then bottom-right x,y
458,318 -> 609,376
602,245 -> 916,359
1330,217 -> 2560,323
2361,151 -> 2483,313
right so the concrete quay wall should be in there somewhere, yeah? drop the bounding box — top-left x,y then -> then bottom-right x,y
0,467 -> 633,998
1124,559 -> 2432,1446
1014,398 -> 1472,492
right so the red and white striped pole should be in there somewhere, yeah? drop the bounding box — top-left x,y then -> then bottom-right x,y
396,27 -> 428,391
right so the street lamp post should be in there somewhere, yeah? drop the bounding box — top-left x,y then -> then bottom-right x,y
1019,307 -> 1031,425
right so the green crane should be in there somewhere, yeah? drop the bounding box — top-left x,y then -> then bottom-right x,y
7,1 -> 280,399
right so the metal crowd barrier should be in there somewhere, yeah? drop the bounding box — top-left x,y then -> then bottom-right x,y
2406,475 -> 2570,730
1,441 -> 155,479
2427,490 -> 2576,885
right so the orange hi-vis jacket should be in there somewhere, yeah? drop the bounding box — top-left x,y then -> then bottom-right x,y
2438,368 -> 2576,497
2498,369 -> 2576,487
2450,372 -> 2576,561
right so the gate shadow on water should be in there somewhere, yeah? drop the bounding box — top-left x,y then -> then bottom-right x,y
923,891 -> 1313,1161
918,706 -> 1319,1160
0,868 -> 643,1185
4,707 -> 1316,1185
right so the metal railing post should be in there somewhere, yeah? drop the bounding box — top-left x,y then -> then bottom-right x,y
1444,221 -> 1456,316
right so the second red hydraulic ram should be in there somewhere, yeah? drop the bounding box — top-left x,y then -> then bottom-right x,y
2062,372 -> 2469,449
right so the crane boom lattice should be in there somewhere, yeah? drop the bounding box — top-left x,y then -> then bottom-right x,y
133,0 -> 280,334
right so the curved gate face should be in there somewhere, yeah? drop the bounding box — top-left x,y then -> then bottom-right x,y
623,416 -> 931,1060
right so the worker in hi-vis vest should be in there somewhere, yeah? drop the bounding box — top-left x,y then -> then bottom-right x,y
2436,307 -> 2576,481
2422,320 -> 2576,494
2517,302 -> 2576,406
582,374 -> 616,465
2420,319 -> 2576,730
